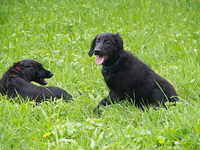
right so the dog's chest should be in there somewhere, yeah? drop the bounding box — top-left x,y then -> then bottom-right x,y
101,69 -> 111,79
102,69 -> 119,88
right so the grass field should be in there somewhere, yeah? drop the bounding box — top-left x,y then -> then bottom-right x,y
0,0 -> 200,149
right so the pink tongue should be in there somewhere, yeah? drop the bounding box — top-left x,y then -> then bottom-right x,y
95,55 -> 104,65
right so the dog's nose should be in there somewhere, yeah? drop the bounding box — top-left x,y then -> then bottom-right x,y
94,48 -> 101,55
49,72 -> 53,77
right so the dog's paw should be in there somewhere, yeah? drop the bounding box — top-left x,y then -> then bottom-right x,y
93,107 -> 97,113
93,107 -> 102,115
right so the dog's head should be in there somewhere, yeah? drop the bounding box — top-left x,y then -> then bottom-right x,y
13,59 -> 53,85
88,33 -> 124,66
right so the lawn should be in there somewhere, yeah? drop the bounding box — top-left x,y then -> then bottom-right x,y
0,0 -> 200,149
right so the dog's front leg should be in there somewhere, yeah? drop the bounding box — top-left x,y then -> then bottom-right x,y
94,92 -> 126,114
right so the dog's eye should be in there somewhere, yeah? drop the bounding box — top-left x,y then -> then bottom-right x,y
96,40 -> 99,44
104,41 -> 110,45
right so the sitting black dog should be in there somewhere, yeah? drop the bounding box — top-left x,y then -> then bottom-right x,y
88,33 -> 179,113
0,59 -> 72,102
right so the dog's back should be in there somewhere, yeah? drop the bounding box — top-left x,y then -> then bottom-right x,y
121,51 -> 178,106
0,66 -> 19,96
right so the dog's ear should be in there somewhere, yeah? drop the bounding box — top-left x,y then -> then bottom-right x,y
88,35 -> 97,57
115,33 -> 124,58
14,61 -> 26,70
21,66 -> 35,82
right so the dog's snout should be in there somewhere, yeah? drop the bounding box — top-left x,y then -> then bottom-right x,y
94,48 -> 101,55
94,48 -> 101,52
49,72 -> 53,77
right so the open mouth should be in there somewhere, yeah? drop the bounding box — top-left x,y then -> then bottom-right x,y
33,72 -> 53,85
95,55 -> 108,65
36,78 -> 47,85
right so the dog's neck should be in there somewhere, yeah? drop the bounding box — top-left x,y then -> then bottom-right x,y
15,67 -> 21,71
102,57 -> 121,70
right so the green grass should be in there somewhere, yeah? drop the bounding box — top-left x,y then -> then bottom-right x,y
0,0 -> 200,149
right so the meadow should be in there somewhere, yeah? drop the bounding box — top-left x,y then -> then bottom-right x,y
0,0 -> 200,149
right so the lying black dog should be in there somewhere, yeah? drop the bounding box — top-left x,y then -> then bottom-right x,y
0,59 -> 72,102
88,33 -> 179,112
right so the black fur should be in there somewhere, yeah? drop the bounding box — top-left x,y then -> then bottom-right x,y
0,59 -> 72,102
88,33 -> 178,113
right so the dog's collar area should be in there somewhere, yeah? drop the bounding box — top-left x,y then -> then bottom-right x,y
102,57 -> 121,70
15,67 -> 21,71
